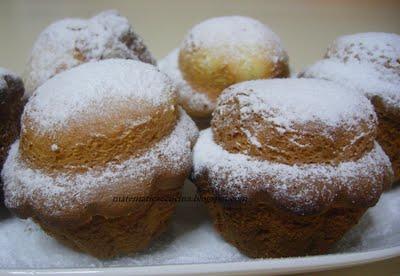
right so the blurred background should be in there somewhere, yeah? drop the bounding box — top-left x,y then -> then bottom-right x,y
1,0 -> 399,74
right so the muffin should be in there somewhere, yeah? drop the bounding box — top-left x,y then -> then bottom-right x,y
0,68 -> 25,204
159,16 -> 289,128
192,79 -> 392,258
2,59 -> 198,258
24,10 -> 156,97
301,32 -> 400,183
159,49 -> 215,129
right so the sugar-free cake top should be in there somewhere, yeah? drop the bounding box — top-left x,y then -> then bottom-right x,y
326,32 -> 400,73
181,15 -> 286,57
301,59 -> 400,113
24,10 -> 156,97
24,59 -> 175,133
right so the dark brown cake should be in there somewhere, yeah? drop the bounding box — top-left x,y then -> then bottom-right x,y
0,68 -> 25,204
192,79 -> 393,258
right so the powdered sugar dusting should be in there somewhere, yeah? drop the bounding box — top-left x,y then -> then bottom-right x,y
2,108 -> 198,215
0,180 -> 246,268
24,59 -> 175,132
181,16 -> 286,60
301,59 -> 400,111
326,32 -> 400,73
158,48 -> 215,116
24,10 -> 156,97
0,184 -> 399,268
218,78 -> 375,131
193,129 -> 392,214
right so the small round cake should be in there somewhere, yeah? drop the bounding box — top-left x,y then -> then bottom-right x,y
179,16 -> 289,99
192,79 -> 392,258
301,32 -> 400,183
168,16 -> 289,127
0,68 -> 25,204
159,48 -> 215,128
2,59 -> 198,258
24,10 -> 156,97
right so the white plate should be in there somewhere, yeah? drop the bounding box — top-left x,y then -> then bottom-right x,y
0,183 -> 399,275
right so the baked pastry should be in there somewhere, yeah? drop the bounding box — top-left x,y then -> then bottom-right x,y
325,32 -> 400,76
160,16 -> 289,128
2,59 -> 198,258
159,48 -> 215,129
301,32 -> 400,183
24,10 -> 156,97
0,68 -> 25,204
192,79 -> 392,258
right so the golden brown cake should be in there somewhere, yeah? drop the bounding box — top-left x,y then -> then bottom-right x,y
2,59 -> 198,258
159,16 -> 289,128
301,32 -> 400,184
192,79 -> 393,258
158,49 -> 215,129
0,68 -> 25,204
24,10 -> 156,97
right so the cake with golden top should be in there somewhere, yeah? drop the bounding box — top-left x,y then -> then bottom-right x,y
192,78 -> 392,257
24,10 -> 156,97
301,32 -> 400,184
159,49 -> 216,127
160,16 -> 289,128
2,59 -> 198,258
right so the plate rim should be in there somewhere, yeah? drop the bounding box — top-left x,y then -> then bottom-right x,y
1,245 -> 399,275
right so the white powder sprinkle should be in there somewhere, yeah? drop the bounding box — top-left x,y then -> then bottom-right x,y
24,59 -> 176,133
0,67 -> 18,90
181,16 -> 287,62
301,59 -> 400,112
326,32 -> 400,73
193,129 -> 392,214
217,78 -> 376,131
50,144 -> 59,152
24,10 -> 156,97
2,108 -> 198,216
242,128 -> 262,148
158,48 -> 215,116
0,183 -> 398,268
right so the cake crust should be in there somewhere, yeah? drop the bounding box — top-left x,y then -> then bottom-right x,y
192,79 -> 393,257
195,174 -> 366,258
212,79 -> 377,166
